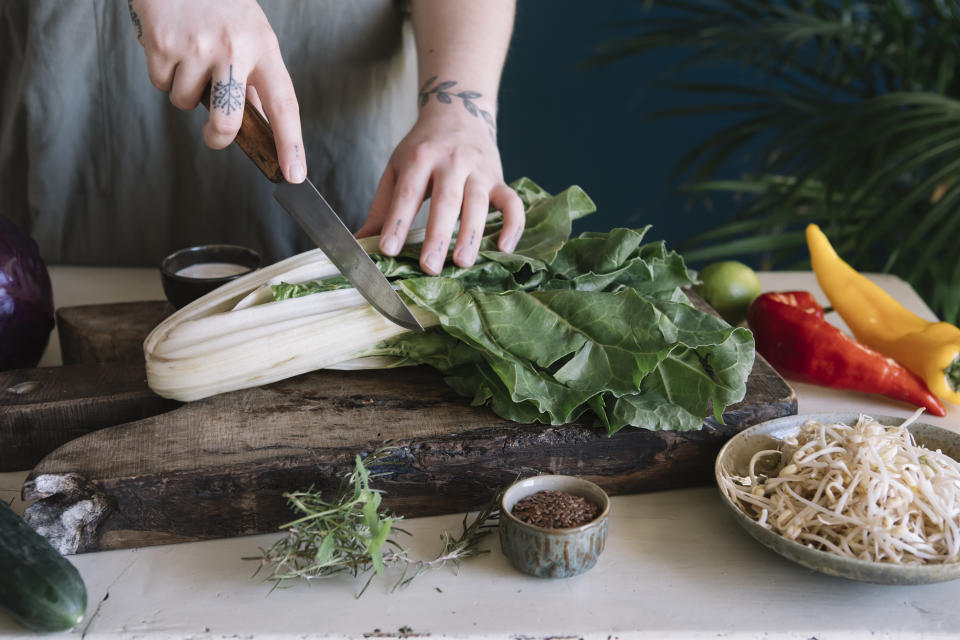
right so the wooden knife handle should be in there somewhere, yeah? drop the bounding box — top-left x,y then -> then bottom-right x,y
200,84 -> 284,183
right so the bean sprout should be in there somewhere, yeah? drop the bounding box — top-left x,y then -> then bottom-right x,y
719,410 -> 960,565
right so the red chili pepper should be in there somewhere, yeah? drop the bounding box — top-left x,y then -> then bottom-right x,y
747,291 -> 945,417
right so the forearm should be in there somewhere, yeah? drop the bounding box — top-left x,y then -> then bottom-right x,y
358,1 -> 523,274
410,0 -> 515,133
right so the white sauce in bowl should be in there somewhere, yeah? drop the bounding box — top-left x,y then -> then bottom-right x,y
175,262 -> 251,279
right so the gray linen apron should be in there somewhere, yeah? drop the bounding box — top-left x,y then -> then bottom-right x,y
0,0 -> 417,266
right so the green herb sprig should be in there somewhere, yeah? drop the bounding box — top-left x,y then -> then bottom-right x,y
252,447 -> 499,597
392,496 -> 500,592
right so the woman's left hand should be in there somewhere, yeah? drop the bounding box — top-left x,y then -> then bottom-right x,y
356,101 -> 524,275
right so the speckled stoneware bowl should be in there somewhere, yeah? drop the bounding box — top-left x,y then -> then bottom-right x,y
716,412 -> 960,585
499,475 -> 610,579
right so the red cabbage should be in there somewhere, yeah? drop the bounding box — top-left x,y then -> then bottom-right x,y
0,217 -> 54,370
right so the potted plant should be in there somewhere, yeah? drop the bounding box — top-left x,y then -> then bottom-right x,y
599,0 -> 960,323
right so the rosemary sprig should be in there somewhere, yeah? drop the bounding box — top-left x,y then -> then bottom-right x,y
252,447 -> 499,596
391,492 -> 500,592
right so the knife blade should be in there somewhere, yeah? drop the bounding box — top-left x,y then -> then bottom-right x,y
273,180 -> 423,332
199,85 -> 424,332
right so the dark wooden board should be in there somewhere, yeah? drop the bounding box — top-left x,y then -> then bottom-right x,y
0,363 -> 180,471
0,301 -> 178,471
17,299 -> 796,555
23,360 -> 795,555
57,301 -> 173,365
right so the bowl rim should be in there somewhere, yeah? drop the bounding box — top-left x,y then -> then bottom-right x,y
715,412 -> 960,577
161,244 -> 261,282
499,474 -> 611,535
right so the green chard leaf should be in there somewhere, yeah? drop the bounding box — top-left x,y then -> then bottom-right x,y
478,185 -> 595,262
510,176 -> 553,208
608,322 -> 755,433
542,228 -> 697,296
272,277 -> 354,299
390,280 -> 754,433
273,178 -> 754,433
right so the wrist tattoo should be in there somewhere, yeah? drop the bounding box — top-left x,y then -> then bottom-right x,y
127,1 -> 143,40
212,65 -> 245,116
419,76 -> 496,138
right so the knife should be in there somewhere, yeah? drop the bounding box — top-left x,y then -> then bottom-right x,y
200,86 -> 424,333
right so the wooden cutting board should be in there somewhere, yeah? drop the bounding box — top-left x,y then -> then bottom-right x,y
0,362 -> 179,471
0,302 -> 179,471
19,300 -> 796,555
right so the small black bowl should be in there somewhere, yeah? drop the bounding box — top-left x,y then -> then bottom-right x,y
160,244 -> 261,309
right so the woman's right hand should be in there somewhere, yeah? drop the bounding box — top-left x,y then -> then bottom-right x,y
128,0 -> 306,183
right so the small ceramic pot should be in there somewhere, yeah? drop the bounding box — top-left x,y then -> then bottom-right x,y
160,244 -> 261,309
499,475 -> 610,579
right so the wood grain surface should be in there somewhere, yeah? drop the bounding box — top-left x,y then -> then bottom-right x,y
18,299 -> 796,554
57,301 -> 173,365
0,363 -> 179,471
23,356 -> 795,554
0,302 -> 177,471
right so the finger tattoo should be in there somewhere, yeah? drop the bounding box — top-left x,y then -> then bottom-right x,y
212,65 -> 245,115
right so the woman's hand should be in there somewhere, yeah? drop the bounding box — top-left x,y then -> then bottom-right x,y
356,97 -> 524,275
356,0 -> 520,276
128,0 -> 306,183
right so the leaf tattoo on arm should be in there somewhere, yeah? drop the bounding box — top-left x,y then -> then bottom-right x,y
127,0 -> 143,40
419,76 -> 496,138
212,65 -> 245,116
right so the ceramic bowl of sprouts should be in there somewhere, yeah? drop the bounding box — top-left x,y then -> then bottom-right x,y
716,410 -> 960,585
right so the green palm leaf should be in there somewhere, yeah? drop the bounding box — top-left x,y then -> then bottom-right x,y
600,0 -> 960,322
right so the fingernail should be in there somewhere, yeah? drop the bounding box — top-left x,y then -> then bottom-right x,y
502,231 -> 520,253
382,235 -> 401,255
453,247 -> 474,267
424,252 -> 442,274
287,163 -> 305,184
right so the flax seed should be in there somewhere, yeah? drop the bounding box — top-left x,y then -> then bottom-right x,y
511,490 -> 600,528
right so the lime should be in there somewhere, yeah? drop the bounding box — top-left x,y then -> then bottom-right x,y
694,261 -> 762,325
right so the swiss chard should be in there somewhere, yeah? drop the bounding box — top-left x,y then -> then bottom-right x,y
274,180 -> 755,434
145,180 -> 753,432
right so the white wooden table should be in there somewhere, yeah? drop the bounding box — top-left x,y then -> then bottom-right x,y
2,269 -> 959,639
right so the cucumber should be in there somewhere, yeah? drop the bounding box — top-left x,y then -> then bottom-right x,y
0,501 -> 87,632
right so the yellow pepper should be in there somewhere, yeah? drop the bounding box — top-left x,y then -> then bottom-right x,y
806,224 -> 960,405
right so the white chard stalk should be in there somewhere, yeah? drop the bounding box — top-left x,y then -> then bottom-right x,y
144,231 -> 438,402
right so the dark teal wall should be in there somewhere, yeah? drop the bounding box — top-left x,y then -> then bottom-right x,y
498,1 -> 741,255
